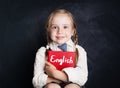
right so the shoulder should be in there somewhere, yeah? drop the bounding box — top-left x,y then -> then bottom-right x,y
36,46 -> 46,55
76,45 -> 87,53
37,46 -> 46,52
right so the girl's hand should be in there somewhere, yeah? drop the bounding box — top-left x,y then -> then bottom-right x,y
45,61 -> 68,82
45,61 -> 56,77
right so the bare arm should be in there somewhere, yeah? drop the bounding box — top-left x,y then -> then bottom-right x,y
47,76 -> 62,83
52,69 -> 68,82
45,61 -> 68,82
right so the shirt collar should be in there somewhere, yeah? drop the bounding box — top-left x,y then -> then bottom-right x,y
47,39 -> 75,51
66,39 -> 74,47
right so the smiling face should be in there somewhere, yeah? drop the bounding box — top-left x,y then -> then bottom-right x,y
49,13 -> 74,45
46,9 -> 78,45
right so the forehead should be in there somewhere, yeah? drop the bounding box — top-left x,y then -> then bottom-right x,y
51,13 -> 72,24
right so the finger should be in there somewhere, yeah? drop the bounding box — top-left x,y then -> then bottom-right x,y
45,61 -> 52,66
45,61 -> 56,69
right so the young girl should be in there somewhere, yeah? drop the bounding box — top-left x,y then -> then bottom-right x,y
32,9 -> 88,88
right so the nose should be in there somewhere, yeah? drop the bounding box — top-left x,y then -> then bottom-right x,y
58,28 -> 62,34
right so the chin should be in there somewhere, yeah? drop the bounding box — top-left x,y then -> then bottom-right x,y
55,40 -> 67,44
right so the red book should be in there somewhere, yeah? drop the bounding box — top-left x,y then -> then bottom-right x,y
47,50 -> 76,70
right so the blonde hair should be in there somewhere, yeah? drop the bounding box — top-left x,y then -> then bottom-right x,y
45,9 -> 78,45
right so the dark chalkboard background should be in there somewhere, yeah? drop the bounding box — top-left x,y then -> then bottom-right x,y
0,0 -> 120,88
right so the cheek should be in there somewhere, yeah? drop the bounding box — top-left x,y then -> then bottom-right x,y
50,31 -> 56,38
66,31 -> 73,38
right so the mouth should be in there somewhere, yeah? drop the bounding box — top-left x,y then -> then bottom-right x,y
56,36 -> 65,40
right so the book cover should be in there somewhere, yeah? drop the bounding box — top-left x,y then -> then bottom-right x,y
47,50 -> 76,70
